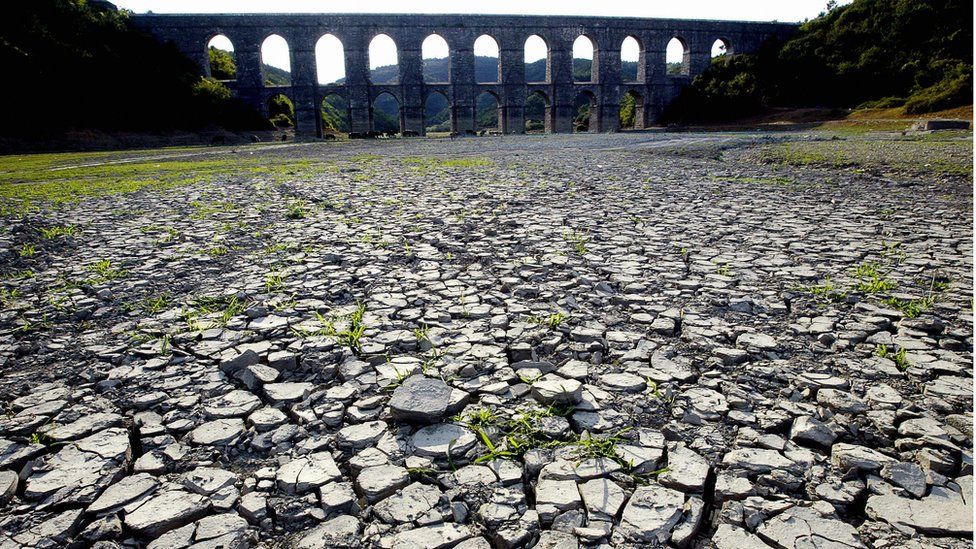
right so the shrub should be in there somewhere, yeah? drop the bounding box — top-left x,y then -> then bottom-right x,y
856,96 -> 907,109
270,114 -> 294,128
619,93 -> 636,128
208,47 -> 237,80
904,62 -> 973,114
192,77 -> 232,102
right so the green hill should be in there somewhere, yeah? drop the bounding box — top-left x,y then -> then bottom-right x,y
2,1 -> 268,137
665,0 -> 973,121
264,64 -> 292,87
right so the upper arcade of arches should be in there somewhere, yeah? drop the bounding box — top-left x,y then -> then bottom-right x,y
166,15 -> 791,90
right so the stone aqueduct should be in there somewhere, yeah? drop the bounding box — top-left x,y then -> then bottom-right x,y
132,13 -> 797,138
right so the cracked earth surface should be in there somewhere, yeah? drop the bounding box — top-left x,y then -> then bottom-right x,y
0,131 -> 972,548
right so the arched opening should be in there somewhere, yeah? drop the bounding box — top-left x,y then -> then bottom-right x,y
572,36 -> 596,83
261,34 -> 291,86
474,35 -> 501,84
619,90 -> 645,130
524,90 -> 550,133
475,91 -> 501,133
315,34 -> 345,85
524,35 -> 549,84
621,36 -> 643,83
268,93 -> 294,128
573,91 -> 597,133
711,38 -> 733,59
321,93 -> 350,135
424,91 -> 451,135
422,34 -> 450,84
369,34 -> 399,84
371,92 -> 401,134
666,37 -> 690,76
207,35 -> 236,81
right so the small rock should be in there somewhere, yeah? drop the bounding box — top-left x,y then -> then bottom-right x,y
789,416 -> 837,447
295,514 -> 361,548
189,418 -> 245,446
124,489 -> 210,538
531,374 -> 583,405
389,375 -> 453,423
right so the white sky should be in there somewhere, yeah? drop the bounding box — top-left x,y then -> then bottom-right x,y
158,0 -> 848,84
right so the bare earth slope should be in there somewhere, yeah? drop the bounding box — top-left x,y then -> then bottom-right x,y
0,131 -> 972,548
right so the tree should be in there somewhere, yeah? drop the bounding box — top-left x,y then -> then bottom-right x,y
208,47 -> 236,80
619,93 -> 636,128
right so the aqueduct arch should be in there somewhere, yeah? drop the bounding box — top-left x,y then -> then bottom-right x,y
133,13 -> 796,138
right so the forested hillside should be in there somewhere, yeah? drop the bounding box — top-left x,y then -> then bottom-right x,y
665,0 -> 973,121
2,0 -> 268,135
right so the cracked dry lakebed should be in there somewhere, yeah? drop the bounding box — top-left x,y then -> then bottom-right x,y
0,130 -> 972,548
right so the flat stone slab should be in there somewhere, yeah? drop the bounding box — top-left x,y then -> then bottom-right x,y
616,484 -> 685,543
389,375 -> 452,423
599,372 -> 646,393
723,448 -> 796,474
87,473 -> 159,514
277,452 -> 342,494
831,443 -> 896,472
535,478 -> 583,522
355,464 -> 409,503
203,389 -> 262,418
411,423 -> 477,458
182,467 -> 238,496
579,478 -> 626,519
658,444 -> 709,492
263,382 -> 313,405
390,523 -> 473,549
736,332 -> 778,350
24,427 -> 131,505
337,420 -> 388,450
713,524 -> 773,549
374,481 -> 442,523
296,515 -> 361,548
45,412 -> 123,442
531,374 -> 583,405
866,486 -> 973,536
757,505 -> 864,548
124,489 -> 210,538
682,387 -> 729,420
188,418 -> 246,446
